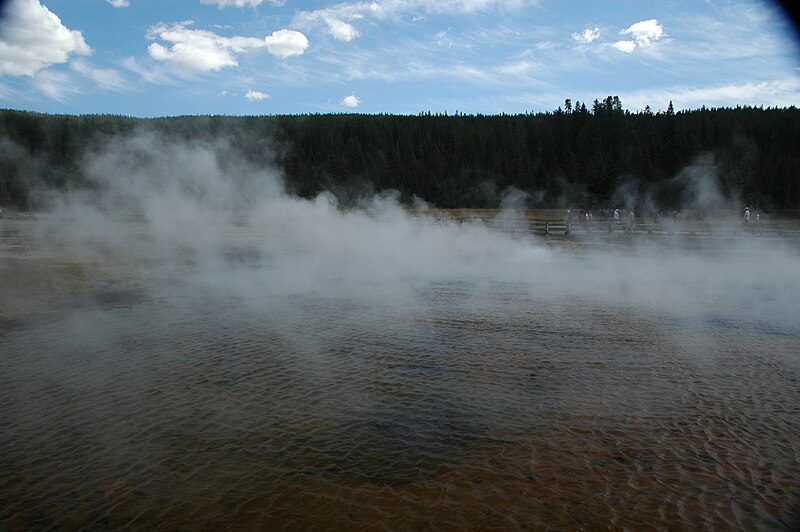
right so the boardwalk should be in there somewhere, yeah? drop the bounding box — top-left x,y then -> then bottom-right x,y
439,210 -> 800,240
3,209 -> 800,239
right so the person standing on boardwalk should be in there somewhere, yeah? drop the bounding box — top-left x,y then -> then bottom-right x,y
627,209 -> 635,231
566,209 -> 572,234
744,206 -> 751,228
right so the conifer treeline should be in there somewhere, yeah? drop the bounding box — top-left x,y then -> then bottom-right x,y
1,99 -> 798,211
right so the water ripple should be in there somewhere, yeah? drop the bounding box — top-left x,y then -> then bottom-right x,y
2,273 -> 799,529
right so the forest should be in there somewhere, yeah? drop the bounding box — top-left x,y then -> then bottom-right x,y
1,97 -> 798,212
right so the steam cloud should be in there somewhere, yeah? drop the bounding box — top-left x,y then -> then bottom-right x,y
11,127 -> 800,332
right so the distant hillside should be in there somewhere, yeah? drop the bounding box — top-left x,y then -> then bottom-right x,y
1,99 -> 798,211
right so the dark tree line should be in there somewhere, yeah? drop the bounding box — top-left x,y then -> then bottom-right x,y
1,99 -> 798,211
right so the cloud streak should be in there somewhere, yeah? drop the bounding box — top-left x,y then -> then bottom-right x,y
293,0 -> 540,42
200,0 -> 287,7
32,70 -> 81,101
621,77 -> 800,111
71,60 -> 129,92
201,0 -> 266,7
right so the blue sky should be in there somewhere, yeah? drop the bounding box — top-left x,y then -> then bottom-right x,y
0,0 -> 798,117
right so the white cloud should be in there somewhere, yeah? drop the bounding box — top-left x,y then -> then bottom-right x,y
245,89 -> 270,101
71,59 -> 129,91
341,94 -> 360,107
146,21 -> 267,71
612,40 -> 636,53
106,0 -> 129,7
611,19 -> 664,53
572,27 -> 600,44
0,0 -> 92,76
620,19 -> 664,47
265,29 -> 309,59
325,17 -> 359,41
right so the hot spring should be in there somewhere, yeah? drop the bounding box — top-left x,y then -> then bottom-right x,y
2,207 -> 799,530
2,135 -> 800,529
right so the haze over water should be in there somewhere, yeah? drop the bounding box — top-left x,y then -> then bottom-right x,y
1,134 -> 799,529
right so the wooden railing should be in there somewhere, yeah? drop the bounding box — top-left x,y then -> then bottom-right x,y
472,215 -> 800,238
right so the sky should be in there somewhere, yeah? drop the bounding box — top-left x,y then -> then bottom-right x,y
0,0 -> 798,117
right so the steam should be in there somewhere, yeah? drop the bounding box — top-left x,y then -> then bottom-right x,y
12,127 -> 800,332
610,153 -> 735,214
669,153 -> 731,210
33,129 -> 550,300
